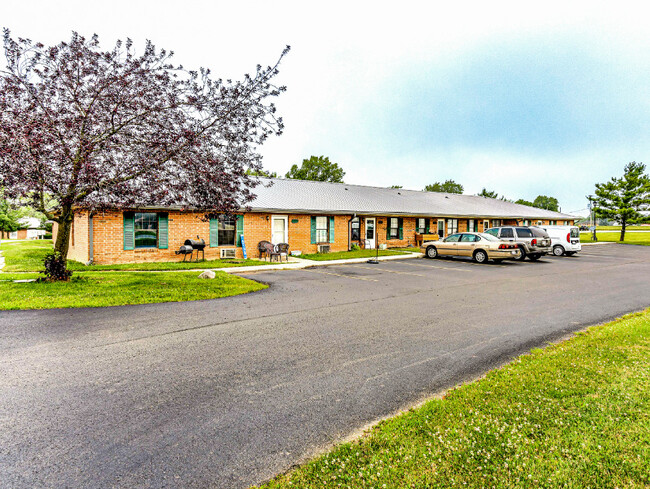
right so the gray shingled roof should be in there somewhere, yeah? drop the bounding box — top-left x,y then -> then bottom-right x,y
248,178 -> 576,220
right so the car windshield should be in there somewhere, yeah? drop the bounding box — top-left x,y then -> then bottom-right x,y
485,228 -> 499,237
515,227 -> 533,238
530,227 -> 549,237
479,233 -> 500,242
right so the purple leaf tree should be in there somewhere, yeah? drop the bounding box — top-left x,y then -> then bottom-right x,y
0,29 -> 288,273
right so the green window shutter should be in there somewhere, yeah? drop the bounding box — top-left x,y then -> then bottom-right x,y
209,218 -> 219,247
310,216 -> 316,244
158,213 -> 168,249
236,215 -> 244,247
398,218 -> 403,240
386,217 -> 391,239
425,218 -> 430,234
329,216 -> 335,243
123,212 -> 135,250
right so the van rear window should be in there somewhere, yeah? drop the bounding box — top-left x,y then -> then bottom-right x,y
570,228 -> 580,238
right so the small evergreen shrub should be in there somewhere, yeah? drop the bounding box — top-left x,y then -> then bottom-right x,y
351,244 -> 360,251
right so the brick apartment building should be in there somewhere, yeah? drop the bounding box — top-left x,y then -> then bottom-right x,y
53,179 -> 576,265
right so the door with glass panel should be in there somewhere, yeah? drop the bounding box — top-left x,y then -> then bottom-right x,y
365,218 -> 376,249
271,215 -> 288,245
437,219 -> 445,238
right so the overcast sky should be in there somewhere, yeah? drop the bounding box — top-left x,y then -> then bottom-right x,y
3,1 -> 649,215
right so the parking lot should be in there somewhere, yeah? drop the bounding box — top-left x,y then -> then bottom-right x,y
2,244 -> 650,489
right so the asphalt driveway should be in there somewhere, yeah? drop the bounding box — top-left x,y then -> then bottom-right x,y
2,244 -> 650,488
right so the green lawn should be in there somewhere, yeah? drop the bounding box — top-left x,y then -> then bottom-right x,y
581,231 -> 650,245
259,310 -> 650,488
300,249 -> 409,261
0,271 -> 266,309
593,225 -> 650,231
0,239 -> 273,272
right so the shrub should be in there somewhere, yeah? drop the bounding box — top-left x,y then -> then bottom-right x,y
41,252 -> 72,281
351,244 -> 360,251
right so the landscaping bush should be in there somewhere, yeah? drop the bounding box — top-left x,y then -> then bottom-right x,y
41,252 -> 72,282
350,244 -> 360,251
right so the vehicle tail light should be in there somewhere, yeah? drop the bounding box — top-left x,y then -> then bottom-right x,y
567,232 -> 570,241
531,238 -> 537,245
499,244 -> 515,249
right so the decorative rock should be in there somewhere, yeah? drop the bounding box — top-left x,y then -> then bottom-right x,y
198,270 -> 216,279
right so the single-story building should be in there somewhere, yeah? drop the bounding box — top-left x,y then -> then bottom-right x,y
1,217 -> 47,240
53,178 -> 576,265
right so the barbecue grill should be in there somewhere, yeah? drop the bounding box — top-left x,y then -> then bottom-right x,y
175,244 -> 195,262
184,236 -> 206,261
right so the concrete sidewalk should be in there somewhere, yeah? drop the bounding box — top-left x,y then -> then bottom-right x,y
221,252 -> 423,274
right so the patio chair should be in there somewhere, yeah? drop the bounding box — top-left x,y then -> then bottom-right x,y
258,240 -> 272,259
276,243 -> 290,262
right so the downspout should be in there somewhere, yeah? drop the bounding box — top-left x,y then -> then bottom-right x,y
347,213 -> 357,251
87,213 -> 94,266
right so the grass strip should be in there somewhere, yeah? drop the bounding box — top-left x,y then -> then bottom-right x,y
0,240 -> 274,272
581,232 -> 650,246
0,271 -> 266,310
300,249 -> 409,261
259,310 -> 650,488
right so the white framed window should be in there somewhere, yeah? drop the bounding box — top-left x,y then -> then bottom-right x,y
315,216 -> 329,243
447,218 -> 458,234
416,218 -> 427,234
468,219 -> 476,232
491,219 -> 502,228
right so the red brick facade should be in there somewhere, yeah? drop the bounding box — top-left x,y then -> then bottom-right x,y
51,209 -> 575,265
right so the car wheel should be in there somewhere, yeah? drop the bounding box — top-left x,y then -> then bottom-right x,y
515,247 -> 527,261
553,245 -> 565,256
528,254 -> 541,261
473,249 -> 488,263
426,246 -> 438,259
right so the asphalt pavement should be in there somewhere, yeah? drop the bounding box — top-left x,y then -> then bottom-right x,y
2,244 -> 650,488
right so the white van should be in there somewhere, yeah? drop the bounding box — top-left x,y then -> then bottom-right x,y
540,225 -> 581,256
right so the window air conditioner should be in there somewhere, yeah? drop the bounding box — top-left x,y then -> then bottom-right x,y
317,244 -> 330,254
220,248 -> 236,259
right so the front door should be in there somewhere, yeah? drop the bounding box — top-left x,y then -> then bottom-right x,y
365,218 -> 376,249
437,219 -> 445,238
271,215 -> 288,245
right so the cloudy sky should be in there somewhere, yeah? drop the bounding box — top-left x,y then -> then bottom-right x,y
3,1 -> 649,215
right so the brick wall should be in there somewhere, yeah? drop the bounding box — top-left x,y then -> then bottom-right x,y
57,208 -> 575,265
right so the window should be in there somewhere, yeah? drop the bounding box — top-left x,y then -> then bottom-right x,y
491,219 -> 502,227
447,218 -> 458,234
316,216 -> 329,243
549,220 -> 557,225
445,233 -> 462,242
135,212 -> 158,248
485,228 -> 499,237
389,217 -> 400,239
523,220 -> 530,226
460,234 -> 479,242
416,218 -> 427,234
468,219 -> 476,232
218,215 -> 237,246
351,218 -> 360,241
515,227 -> 533,238
500,228 -> 514,238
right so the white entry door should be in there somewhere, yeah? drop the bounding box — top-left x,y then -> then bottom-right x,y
271,215 -> 288,244
365,218 -> 376,249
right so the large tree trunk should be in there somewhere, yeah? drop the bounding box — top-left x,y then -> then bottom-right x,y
620,219 -> 626,242
53,206 -> 73,263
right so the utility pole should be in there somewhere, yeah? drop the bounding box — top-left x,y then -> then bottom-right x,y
587,195 -> 597,241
